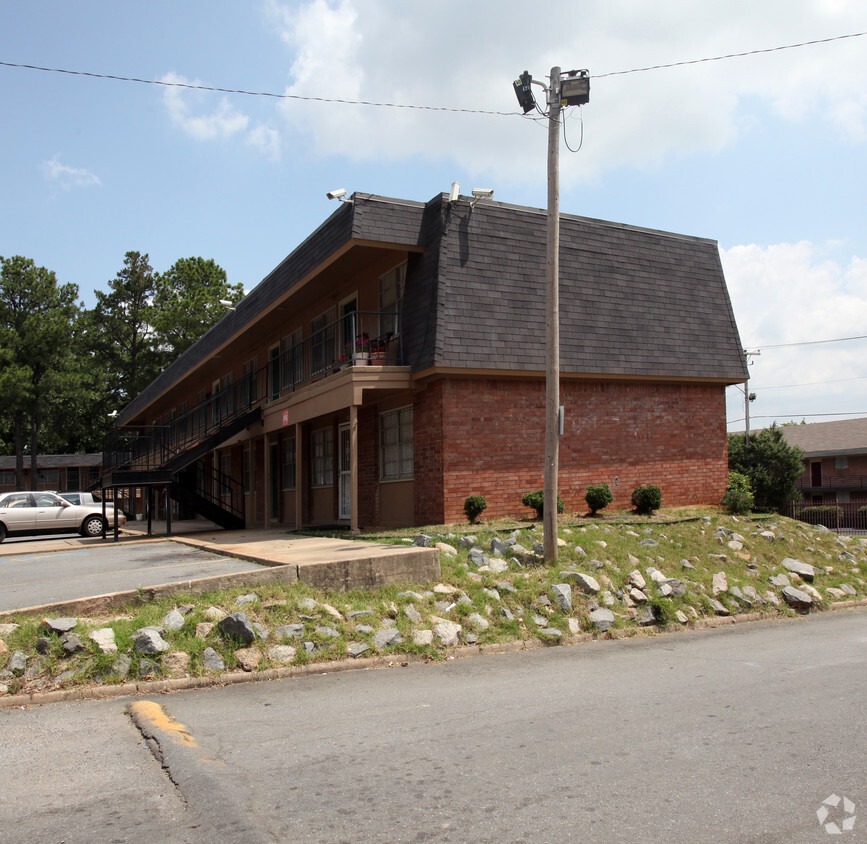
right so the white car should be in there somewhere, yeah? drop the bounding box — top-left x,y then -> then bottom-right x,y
0,490 -> 127,543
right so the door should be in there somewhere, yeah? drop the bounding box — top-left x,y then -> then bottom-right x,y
811,461 -> 822,488
34,492 -> 78,530
338,424 -> 351,520
0,492 -> 36,531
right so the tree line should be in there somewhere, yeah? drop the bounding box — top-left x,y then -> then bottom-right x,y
0,251 -> 243,487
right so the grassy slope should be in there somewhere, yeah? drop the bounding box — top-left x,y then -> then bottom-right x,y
1,509 -> 864,697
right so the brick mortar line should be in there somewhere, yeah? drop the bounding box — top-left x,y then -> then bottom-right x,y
3,598 -> 865,709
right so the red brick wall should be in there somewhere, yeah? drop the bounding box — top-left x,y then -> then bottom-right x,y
414,377 -> 728,523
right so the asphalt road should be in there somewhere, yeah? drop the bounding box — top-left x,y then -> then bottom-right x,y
1,609 -> 864,843
0,540 -> 268,612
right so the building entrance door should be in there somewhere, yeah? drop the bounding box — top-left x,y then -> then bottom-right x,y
338,423 -> 351,520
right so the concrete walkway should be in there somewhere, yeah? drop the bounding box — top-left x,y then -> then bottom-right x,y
0,520 -> 439,615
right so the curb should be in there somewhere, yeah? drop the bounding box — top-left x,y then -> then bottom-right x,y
3,599 -> 865,710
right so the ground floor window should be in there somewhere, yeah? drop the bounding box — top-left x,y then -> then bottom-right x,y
311,427 -> 333,487
283,436 -> 296,490
380,406 -> 413,481
243,447 -> 251,493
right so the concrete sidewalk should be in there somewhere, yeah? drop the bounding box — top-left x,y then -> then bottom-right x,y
1,520 -> 440,609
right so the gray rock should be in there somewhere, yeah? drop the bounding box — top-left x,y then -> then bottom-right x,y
769,573 -> 791,588
404,604 -> 423,623
162,609 -> 186,631
459,536 -> 476,548
781,585 -> 813,611
540,628 -> 563,639
467,613 -> 490,631
138,658 -> 160,678
628,570 -> 646,590
483,588 -> 500,601
574,545 -> 587,557
347,643 -> 371,658
90,628 -> 118,653
355,624 -> 374,635
491,538 -> 509,557
298,598 -> 318,612
712,572 -> 728,595
218,612 -> 256,645
840,584 -> 857,596
782,558 -> 817,582
252,622 -> 270,641
204,606 -> 227,621
551,583 -> 573,611
373,628 -> 403,649
531,613 -> 550,627
433,621 -> 462,646
637,607 -> 658,626
274,623 -> 305,640
681,559 -> 696,571
660,578 -> 687,597
36,637 -> 53,655
162,651 -> 191,676
9,650 -> 27,675
110,653 -> 132,679
0,623 -> 20,636
729,586 -> 753,608
133,628 -> 170,654
640,539 -> 659,547
589,608 -> 615,631
562,572 -> 599,595
412,630 -> 434,646
314,625 -> 340,639
201,647 -> 225,671
413,534 -> 432,547
501,607 -> 515,621
709,598 -> 731,616
61,632 -> 86,654
268,645 -> 296,663
496,580 -> 517,594
234,592 -> 260,606
43,617 -> 77,634
397,590 -> 426,601
628,588 -> 648,603
488,559 -> 510,573
468,548 -> 489,567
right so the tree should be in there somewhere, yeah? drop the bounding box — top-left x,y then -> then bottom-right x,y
728,425 -> 804,512
0,255 -> 80,487
151,257 -> 242,362
90,251 -> 160,407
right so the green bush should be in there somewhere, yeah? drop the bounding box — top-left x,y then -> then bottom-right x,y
521,490 -> 565,519
631,484 -> 662,515
728,425 -> 804,512
798,505 -> 843,528
584,483 -> 613,515
463,495 -> 487,524
721,472 -> 754,515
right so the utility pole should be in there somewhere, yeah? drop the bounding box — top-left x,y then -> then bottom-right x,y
514,66 -> 589,563
543,67 -> 562,563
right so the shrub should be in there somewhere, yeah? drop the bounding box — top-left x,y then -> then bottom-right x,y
521,490 -> 565,519
798,505 -> 843,528
728,425 -> 804,512
631,484 -> 662,515
721,472 -> 754,515
584,483 -> 613,515
463,495 -> 487,524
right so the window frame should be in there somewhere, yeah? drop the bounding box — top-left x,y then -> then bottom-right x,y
311,427 -> 333,488
379,405 -> 413,482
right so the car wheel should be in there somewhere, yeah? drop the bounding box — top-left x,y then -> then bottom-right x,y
81,515 -> 105,537
0,523 -> 6,543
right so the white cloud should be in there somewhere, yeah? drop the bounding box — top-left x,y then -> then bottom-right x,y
247,124 -> 282,161
161,71 -> 250,141
41,155 -> 101,190
264,0 -> 867,186
720,241 -> 867,428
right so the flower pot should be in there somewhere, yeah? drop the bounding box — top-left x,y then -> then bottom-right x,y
354,352 -> 370,366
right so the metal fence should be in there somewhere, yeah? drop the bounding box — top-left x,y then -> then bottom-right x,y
787,501 -> 867,533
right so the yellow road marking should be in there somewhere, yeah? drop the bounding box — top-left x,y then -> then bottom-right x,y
128,700 -> 198,748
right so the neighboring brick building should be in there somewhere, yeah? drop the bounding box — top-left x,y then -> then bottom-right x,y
782,418 -> 867,503
104,192 -> 747,529
0,454 -> 102,494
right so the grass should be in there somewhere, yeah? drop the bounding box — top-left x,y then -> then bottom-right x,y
1,508 -> 864,698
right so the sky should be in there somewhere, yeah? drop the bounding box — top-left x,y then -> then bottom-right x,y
1,0 -> 866,433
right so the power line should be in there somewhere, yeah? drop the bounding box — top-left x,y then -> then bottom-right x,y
750,333 -> 867,350
2,28 -> 866,115
727,411 -> 867,424
727,375 -> 867,392
595,30 -> 867,78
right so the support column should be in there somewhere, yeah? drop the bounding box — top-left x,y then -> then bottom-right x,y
295,422 -> 303,530
263,433 -> 271,528
350,404 -> 359,534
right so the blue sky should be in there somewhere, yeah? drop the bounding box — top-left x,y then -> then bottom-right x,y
2,0 -> 866,432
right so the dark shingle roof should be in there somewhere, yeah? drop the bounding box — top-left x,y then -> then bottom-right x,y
779,418 -> 867,457
118,192 -> 746,424
0,454 -> 103,470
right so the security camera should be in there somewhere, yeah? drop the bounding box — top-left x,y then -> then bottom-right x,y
449,182 -> 460,203
327,188 -> 347,200
471,188 -> 494,198
219,299 -> 233,307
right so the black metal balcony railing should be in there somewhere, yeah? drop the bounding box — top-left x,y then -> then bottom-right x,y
795,474 -> 867,491
788,501 -> 867,533
103,310 -> 401,474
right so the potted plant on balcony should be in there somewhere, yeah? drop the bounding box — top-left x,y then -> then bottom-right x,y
353,334 -> 371,365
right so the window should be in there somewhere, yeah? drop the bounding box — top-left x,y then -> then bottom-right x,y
36,469 -> 60,488
311,428 -> 333,487
311,309 -> 336,376
282,328 -> 304,389
0,470 -> 15,486
242,358 -> 258,408
88,466 -> 100,485
380,406 -> 413,481
378,262 -> 406,339
269,346 -> 281,400
66,467 -> 80,491
220,453 -> 232,501
282,436 -> 296,490
835,456 -> 849,470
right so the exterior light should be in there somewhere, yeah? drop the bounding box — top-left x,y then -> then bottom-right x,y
560,70 -> 590,107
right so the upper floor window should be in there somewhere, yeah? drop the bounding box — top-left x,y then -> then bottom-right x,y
282,328 -> 304,389
378,262 -> 406,340
311,309 -> 336,377
835,456 -> 849,470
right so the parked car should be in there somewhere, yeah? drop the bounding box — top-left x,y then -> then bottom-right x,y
0,491 -> 127,543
